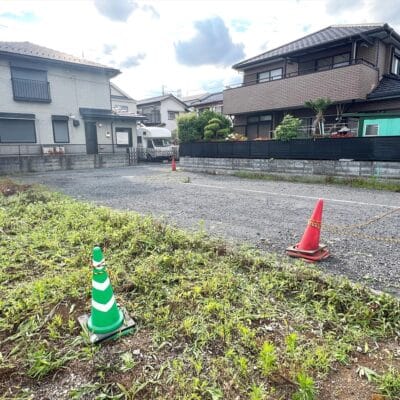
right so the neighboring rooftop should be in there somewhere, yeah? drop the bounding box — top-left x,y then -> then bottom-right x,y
191,92 -> 223,106
181,93 -> 209,105
367,75 -> 400,100
0,41 -> 119,76
233,23 -> 397,69
137,93 -> 188,108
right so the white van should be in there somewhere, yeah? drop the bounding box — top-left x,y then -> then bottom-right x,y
137,126 -> 174,161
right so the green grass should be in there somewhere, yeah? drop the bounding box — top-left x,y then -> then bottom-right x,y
232,171 -> 400,192
0,185 -> 399,399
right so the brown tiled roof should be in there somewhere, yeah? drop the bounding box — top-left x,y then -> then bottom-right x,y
0,41 -> 119,75
234,24 -> 389,69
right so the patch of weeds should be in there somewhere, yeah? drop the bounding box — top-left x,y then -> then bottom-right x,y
292,372 -> 316,400
249,384 -> 266,400
258,341 -> 277,376
0,184 -> 399,399
119,351 -> 136,372
232,171 -> 400,192
376,367 -> 400,399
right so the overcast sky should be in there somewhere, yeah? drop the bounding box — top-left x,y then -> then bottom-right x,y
1,0 -> 399,100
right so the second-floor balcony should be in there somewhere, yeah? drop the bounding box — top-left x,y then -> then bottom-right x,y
140,111 -> 161,125
12,77 -> 51,103
224,59 -> 378,115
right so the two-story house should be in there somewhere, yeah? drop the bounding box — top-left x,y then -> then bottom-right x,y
0,42 -> 143,156
137,94 -> 188,132
224,23 -> 400,138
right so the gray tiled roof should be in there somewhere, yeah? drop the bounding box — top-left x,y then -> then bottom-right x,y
367,75 -> 400,100
0,41 -> 119,73
234,24 -> 386,69
137,94 -> 189,108
137,94 -> 172,105
192,92 -> 223,106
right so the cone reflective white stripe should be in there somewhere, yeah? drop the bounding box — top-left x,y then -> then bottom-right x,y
93,258 -> 105,267
92,277 -> 110,291
92,295 -> 116,313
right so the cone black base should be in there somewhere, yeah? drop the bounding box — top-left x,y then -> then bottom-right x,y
79,307 -> 136,344
286,243 -> 330,262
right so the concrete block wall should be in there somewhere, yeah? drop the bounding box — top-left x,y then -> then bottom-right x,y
180,157 -> 400,180
0,153 -> 131,175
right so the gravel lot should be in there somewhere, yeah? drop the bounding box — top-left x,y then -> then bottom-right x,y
17,163 -> 400,295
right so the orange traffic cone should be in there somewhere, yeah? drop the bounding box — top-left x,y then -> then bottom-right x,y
286,199 -> 329,262
171,156 -> 176,171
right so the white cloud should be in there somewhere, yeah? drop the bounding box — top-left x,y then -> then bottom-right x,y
0,0 -> 399,100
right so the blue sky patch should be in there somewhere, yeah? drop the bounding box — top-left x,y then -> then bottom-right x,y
231,18 -> 251,32
0,11 -> 38,23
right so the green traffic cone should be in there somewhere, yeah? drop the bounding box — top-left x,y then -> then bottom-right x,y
87,246 -> 124,334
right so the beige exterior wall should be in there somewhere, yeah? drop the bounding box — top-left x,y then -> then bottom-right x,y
224,63 -> 379,115
376,42 -> 389,77
356,42 -> 377,65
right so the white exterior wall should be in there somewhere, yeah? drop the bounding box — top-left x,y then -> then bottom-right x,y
110,84 -> 137,113
0,59 -> 112,146
160,97 -> 187,132
111,97 -> 137,113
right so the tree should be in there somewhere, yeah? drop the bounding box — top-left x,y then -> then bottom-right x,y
176,113 -> 202,143
304,98 -> 332,136
274,114 -> 301,141
204,118 -> 230,140
177,110 -> 232,142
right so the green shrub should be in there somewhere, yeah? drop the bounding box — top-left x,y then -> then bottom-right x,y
177,110 -> 232,142
177,113 -> 202,143
274,114 -> 301,141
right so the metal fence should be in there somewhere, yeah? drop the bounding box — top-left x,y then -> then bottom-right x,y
180,136 -> 400,162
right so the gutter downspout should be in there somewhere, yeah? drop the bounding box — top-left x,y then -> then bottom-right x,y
111,120 -> 115,153
351,40 -> 358,64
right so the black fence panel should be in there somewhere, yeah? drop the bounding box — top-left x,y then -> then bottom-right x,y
180,136 -> 400,162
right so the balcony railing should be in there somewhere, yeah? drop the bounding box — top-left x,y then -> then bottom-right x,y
12,78 -> 51,103
226,58 -> 375,90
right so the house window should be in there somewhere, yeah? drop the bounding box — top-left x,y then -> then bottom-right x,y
0,118 -> 36,143
168,111 -> 179,120
316,57 -> 332,71
316,53 -> 350,71
52,116 -> 69,143
333,53 -> 350,67
11,67 -> 51,102
257,68 -> 283,83
140,105 -> 161,124
391,54 -> 400,75
364,124 -> 379,136
246,115 -> 272,139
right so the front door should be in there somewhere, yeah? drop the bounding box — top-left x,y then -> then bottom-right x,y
84,122 -> 98,154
